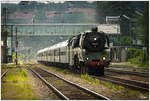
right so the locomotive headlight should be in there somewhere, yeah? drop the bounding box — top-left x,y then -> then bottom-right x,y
86,57 -> 89,60
94,38 -> 97,41
102,56 -> 106,61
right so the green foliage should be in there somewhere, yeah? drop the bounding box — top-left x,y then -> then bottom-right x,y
103,81 -> 124,91
127,48 -> 142,59
57,80 -> 63,87
120,37 -> 133,45
96,1 -> 135,23
54,68 -> 62,72
62,69 -> 70,74
1,64 -> 16,68
2,83 -> 39,100
2,68 -> 39,100
132,2 -> 149,54
12,53 -> 28,64
12,53 -> 16,62
81,74 -> 95,84
95,78 -> 100,85
4,68 -> 28,82
127,48 -> 148,67
81,74 -> 100,85
2,26 -> 9,33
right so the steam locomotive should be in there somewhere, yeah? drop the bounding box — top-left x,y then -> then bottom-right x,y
37,27 -> 110,75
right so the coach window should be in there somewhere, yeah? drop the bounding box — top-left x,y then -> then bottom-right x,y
54,50 -> 59,56
49,51 -> 51,56
44,52 -> 46,56
60,51 -> 66,55
46,52 -> 47,56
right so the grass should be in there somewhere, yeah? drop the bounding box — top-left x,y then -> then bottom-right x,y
41,65 -> 70,75
1,63 -> 17,68
2,68 -> 39,100
57,80 -> 64,87
81,74 -> 101,85
62,69 -> 70,74
112,62 -> 149,68
4,68 -> 28,82
103,81 -> 124,91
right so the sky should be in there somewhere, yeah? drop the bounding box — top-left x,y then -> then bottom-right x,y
1,0 -> 64,3
0,0 -> 95,4
1,0 -> 148,4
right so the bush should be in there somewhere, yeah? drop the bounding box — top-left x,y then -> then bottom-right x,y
127,48 -> 143,59
128,48 -> 149,67
120,37 -> 133,45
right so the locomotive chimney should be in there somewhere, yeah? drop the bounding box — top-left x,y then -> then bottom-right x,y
91,27 -> 98,32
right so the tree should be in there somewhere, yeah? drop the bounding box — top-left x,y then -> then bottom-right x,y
96,1 -> 135,23
138,2 -> 149,52
120,36 -> 133,45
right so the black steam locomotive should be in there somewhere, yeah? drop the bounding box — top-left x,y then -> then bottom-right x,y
37,27 -> 110,75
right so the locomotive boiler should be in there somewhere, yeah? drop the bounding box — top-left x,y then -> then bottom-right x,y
37,27 -> 110,75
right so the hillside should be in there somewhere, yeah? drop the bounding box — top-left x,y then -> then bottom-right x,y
2,1 -> 97,24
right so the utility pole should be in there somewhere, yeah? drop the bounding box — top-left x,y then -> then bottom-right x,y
2,7 -> 9,63
11,25 -> 13,62
15,27 -> 18,66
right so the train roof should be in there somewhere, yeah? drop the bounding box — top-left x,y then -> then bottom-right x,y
37,40 -> 68,54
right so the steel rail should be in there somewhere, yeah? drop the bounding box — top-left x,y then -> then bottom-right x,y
9,33 -> 118,36
8,34 -> 73,37
1,70 -> 8,78
2,23 -> 100,26
92,75 -> 149,92
105,75 -> 149,87
29,68 -> 69,100
40,68 -> 110,100
105,68 -> 149,77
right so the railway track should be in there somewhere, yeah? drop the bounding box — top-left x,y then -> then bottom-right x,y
29,67 -> 109,100
1,70 -> 8,78
93,75 -> 149,92
105,68 -> 149,77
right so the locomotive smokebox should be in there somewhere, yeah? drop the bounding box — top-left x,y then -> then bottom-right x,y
81,28 -> 106,52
